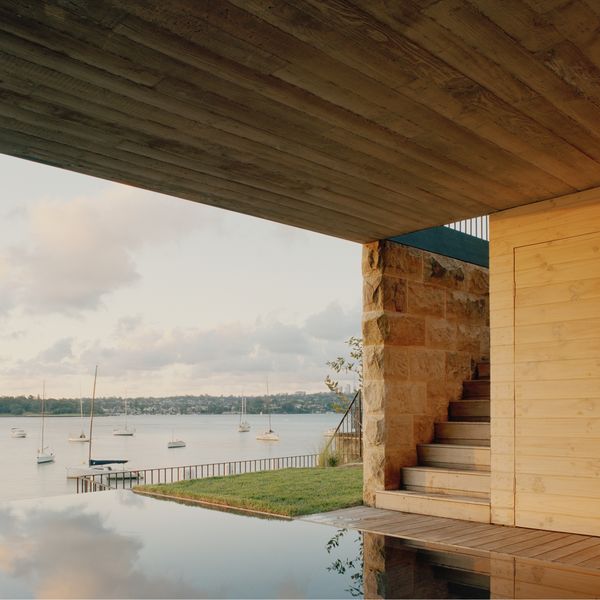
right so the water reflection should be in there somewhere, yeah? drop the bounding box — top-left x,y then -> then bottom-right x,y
0,491 -> 360,599
2,492 -> 600,599
361,532 -> 600,599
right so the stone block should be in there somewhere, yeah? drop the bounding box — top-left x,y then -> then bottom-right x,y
408,348 -> 446,381
446,290 -> 488,323
363,449 -> 385,505
364,345 -> 410,382
466,266 -> 489,295
406,281 -> 445,317
362,241 -> 383,276
386,413 -> 414,446
362,380 -> 385,412
364,414 -> 386,446
423,254 -> 466,290
389,381 -> 427,414
363,273 -> 407,313
383,242 -> 423,280
363,313 -> 426,346
457,324 -> 489,360
446,350 -> 473,381
413,414 -> 434,445
426,317 -> 457,349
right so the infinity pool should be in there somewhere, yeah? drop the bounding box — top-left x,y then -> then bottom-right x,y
2,491 -> 597,598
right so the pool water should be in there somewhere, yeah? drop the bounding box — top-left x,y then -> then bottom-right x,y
2,491 -> 598,598
0,491 -> 363,599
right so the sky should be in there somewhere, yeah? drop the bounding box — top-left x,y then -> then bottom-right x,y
0,155 -> 362,398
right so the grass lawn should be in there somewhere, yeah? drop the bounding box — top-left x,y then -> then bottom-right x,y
135,465 -> 363,517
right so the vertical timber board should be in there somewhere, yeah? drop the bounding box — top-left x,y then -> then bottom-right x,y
490,188 -> 600,534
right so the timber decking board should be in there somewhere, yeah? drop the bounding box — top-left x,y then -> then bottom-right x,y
2,1 -> 600,239
303,506 -> 600,574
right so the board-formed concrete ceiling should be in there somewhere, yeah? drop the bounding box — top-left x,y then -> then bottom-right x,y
0,1 -> 600,242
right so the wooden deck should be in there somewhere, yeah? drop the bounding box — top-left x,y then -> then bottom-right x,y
303,505 -> 600,572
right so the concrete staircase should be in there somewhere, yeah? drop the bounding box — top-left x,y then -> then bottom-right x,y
376,361 -> 491,522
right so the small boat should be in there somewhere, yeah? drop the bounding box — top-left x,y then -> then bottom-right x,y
69,397 -> 89,442
168,439 -> 186,449
256,429 -> 279,442
238,395 -> 250,433
113,398 -> 135,436
10,427 -> 27,438
256,378 -> 279,441
37,383 -> 55,464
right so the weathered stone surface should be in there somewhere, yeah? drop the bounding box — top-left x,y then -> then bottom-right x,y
467,266 -> 490,295
364,415 -> 386,446
408,348 -> 446,381
426,318 -> 457,350
424,254 -> 466,290
383,242 -> 423,280
446,290 -> 488,323
364,345 -> 410,382
363,273 -> 407,313
406,281 -> 445,317
363,313 -> 426,346
413,414 -> 434,445
446,350 -> 473,381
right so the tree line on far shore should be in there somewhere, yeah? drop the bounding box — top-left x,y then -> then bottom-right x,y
0,391 -> 347,416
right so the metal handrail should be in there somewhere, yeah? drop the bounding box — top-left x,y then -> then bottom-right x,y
322,389 -> 362,463
76,452 -> 319,493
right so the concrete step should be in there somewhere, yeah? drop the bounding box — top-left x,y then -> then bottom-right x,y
476,361 -> 490,379
417,443 -> 490,471
402,466 -> 490,498
449,400 -> 490,422
435,422 -> 490,446
462,379 -> 490,399
375,489 -> 490,523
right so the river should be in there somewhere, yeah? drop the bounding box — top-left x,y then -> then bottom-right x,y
1,413 -> 341,501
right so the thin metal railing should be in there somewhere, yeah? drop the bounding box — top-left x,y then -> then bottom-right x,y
76,453 -> 319,493
322,389 -> 362,464
445,215 -> 489,241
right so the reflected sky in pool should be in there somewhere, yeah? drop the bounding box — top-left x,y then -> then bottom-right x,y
0,491 -> 362,599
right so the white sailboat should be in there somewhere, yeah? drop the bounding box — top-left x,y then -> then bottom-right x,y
67,366 -> 140,479
10,427 -> 27,438
168,431 -> 186,449
238,395 -> 250,432
37,383 -> 55,464
68,396 -> 90,442
113,397 -> 135,436
256,379 -> 279,441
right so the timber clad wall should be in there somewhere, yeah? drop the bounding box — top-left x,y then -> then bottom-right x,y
362,241 -> 489,504
490,190 -> 600,535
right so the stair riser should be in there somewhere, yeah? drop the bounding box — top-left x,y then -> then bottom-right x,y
476,362 -> 490,379
435,423 -> 490,446
402,469 -> 490,499
449,401 -> 490,422
376,491 -> 491,523
463,380 -> 490,399
418,445 -> 490,471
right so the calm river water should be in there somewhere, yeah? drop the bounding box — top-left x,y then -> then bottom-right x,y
1,413 -> 340,501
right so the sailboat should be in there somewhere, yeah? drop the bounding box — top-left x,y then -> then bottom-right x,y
68,396 -> 90,442
256,379 -> 279,441
66,366 -> 141,480
37,382 -> 55,464
113,397 -> 135,436
168,431 -> 186,448
238,395 -> 250,432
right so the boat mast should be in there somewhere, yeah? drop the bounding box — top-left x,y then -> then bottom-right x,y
266,376 -> 271,431
88,365 -> 98,466
40,381 -> 46,451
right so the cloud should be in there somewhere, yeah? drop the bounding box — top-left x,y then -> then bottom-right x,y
4,304 -> 361,395
0,505 -> 203,598
0,187 -> 219,315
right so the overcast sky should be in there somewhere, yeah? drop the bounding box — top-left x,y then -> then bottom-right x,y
0,155 -> 362,398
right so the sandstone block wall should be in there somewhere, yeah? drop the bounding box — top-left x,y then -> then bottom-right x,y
362,240 -> 489,505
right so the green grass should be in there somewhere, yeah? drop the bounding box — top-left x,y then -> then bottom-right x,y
135,465 -> 363,517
